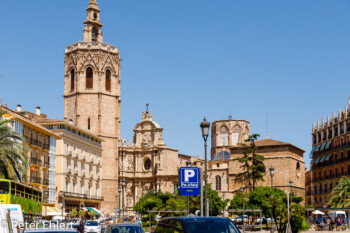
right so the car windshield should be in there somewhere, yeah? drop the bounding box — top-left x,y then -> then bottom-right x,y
87,222 -> 99,226
183,219 -> 240,233
111,226 -> 144,233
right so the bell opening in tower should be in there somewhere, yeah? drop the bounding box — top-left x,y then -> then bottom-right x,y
92,27 -> 98,42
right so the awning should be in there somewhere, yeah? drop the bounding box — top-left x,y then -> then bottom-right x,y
324,154 -> 332,161
325,141 -> 332,149
314,157 -> 321,164
91,207 -> 101,214
320,143 -> 326,151
315,144 -> 321,152
42,206 -> 66,216
310,146 -> 316,155
319,156 -> 326,163
86,207 -> 100,215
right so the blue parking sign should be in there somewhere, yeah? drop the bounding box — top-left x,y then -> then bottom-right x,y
179,167 -> 200,196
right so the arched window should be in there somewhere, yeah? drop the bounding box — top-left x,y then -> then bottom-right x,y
92,27 -> 98,42
70,69 -> 75,91
216,175 -> 221,191
93,13 -> 98,20
219,126 -> 229,146
88,117 -> 91,130
86,68 -> 93,89
105,70 -> 111,91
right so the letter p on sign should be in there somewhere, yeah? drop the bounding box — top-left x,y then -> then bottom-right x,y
184,170 -> 195,182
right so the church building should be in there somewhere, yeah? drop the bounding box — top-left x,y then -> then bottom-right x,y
63,0 -> 121,214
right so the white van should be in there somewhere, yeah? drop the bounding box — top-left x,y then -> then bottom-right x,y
0,204 -> 24,232
0,208 -> 13,233
329,211 -> 347,221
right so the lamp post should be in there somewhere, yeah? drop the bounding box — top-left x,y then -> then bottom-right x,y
186,160 -> 191,216
200,117 -> 210,217
241,186 -> 245,233
269,166 -> 274,233
122,178 -> 126,222
118,186 -> 122,223
289,180 -> 293,196
222,192 -> 225,217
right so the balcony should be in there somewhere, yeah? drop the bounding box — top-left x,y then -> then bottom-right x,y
30,139 -> 43,148
43,178 -> 49,186
30,157 -> 42,166
43,143 -> 50,151
59,191 -> 104,201
30,176 -> 41,184
43,160 -> 50,168
73,170 -> 78,176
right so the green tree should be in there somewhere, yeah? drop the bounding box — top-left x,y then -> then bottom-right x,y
233,134 -> 266,190
0,110 -> 27,181
190,185 -> 228,216
70,208 -> 78,218
87,210 -> 95,219
229,186 -> 306,233
78,210 -> 86,218
329,176 -> 350,207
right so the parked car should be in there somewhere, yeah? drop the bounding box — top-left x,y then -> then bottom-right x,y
155,217 -> 240,233
85,221 -> 101,233
104,223 -> 144,233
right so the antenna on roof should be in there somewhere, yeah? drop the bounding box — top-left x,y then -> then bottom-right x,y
228,109 -> 232,120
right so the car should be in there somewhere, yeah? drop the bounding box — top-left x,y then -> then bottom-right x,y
85,221 -> 101,233
104,223 -> 144,233
154,217 -> 240,233
21,229 -> 78,233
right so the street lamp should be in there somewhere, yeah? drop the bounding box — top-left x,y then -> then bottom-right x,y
118,186 -> 122,223
241,186 -> 245,233
200,117 -> 210,217
122,178 -> 126,222
269,166 -> 274,233
222,192 -> 225,217
289,180 -> 293,196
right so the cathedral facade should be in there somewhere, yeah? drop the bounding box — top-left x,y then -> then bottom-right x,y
119,110 -> 204,213
63,0 -> 120,214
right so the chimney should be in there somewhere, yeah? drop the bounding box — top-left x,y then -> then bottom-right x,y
36,106 -> 41,116
16,104 -> 21,112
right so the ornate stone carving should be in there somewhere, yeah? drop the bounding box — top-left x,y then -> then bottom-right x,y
126,155 -> 134,171
142,132 -> 152,149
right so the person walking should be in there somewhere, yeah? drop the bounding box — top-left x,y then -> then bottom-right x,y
77,221 -> 85,233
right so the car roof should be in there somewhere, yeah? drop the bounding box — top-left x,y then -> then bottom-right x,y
159,217 -> 230,221
109,223 -> 141,227
23,229 -> 77,233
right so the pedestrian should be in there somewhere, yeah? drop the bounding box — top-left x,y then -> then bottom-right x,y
77,221 -> 85,233
137,219 -> 142,227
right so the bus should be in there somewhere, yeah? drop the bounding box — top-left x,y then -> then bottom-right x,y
0,179 -> 42,222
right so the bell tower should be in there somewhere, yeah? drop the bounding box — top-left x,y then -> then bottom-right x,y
64,0 -> 121,214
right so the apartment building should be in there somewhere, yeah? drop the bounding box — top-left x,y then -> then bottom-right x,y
310,98 -> 350,207
35,119 -> 103,214
0,105 -> 59,210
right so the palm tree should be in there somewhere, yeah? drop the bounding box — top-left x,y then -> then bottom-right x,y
0,110 -> 27,181
329,176 -> 350,208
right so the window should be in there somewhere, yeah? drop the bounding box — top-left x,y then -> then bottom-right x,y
89,165 -> 92,175
74,161 -> 77,173
219,126 -> 229,146
88,185 -> 91,197
93,13 -> 97,20
81,163 -> 84,174
81,183 -> 84,194
216,175 -> 221,191
92,27 -> 98,42
70,69 -> 75,91
89,152 -> 92,162
336,168 -> 339,177
66,159 -> 69,170
88,118 -> 91,130
74,146 -> 76,157
96,185 -> 99,197
73,182 -> 76,193
105,69 -> 111,91
217,163 -> 220,168
341,166 -> 344,176
81,149 -> 84,160
96,168 -> 99,177
144,158 -> 151,170
66,181 -> 69,192
66,143 -> 69,155
86,67 -> 93,88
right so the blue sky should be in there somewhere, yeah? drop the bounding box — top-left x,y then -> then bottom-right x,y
1,1 -> 350,169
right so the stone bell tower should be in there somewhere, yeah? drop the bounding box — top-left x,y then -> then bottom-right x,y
63,0 -> 121,213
